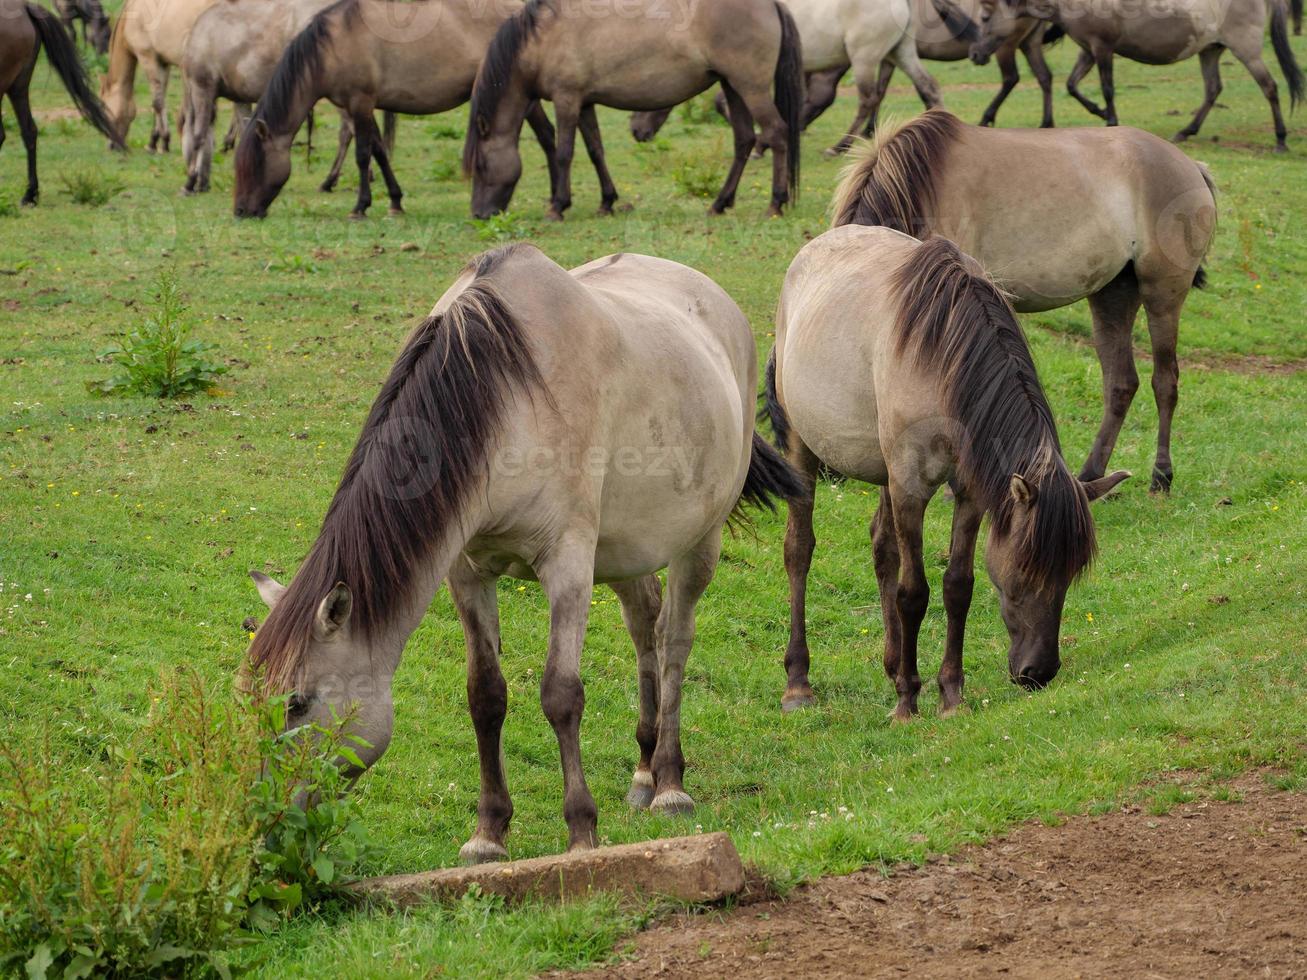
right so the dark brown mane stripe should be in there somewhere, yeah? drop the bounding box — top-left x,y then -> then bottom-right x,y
249,246 -> 545,692
463,0 -> 547,175
890,237 -> 1096,591
831,109 -> 964,234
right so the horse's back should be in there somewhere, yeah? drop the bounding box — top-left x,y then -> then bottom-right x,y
776,226 -> 925,485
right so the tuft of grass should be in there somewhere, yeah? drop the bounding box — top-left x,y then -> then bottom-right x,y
59,169 -> 123,207
86,268 -> 229,398
470,211 -> 532,242
670,145 -> 725,199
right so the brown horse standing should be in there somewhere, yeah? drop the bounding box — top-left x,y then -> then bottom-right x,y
1,3 -> 122,205
768,226 -> 1128,714
831,110 -> 1216,493
463,0 -> 803,220
233,0 -> 559,218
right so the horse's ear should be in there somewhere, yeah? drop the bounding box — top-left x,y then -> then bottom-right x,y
254,118 -> 270,141
1082,470 -> 1131,502
250,570 -> 287,609
313,582 -> 353,639
475,112 -> 489,138
1009,473 -> 1037,507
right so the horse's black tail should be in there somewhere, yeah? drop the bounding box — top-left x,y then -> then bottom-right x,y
26,3 -> 123,148
929,0 -> 980,42
736,432 -> 805,518
761,347 -> 791,452
1271,0 -> 1305,107
773,0 -> 803,202
383,110 -> 397,154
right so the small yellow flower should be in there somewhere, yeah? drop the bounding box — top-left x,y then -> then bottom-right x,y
71,491 -> 79,497
1086,612 -> 1094,622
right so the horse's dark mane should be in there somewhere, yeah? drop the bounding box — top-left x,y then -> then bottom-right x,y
249,244 -> 545,692
890,237 -> 1095,591
463,0 -> 547,175
830,109 -> 964,235
236,0 -> 356,188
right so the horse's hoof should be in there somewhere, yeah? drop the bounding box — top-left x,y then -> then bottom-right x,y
766,205 -> 783,219
1274,143 -> 1289,154
388,205 -> 404,216
650,789 -> 695,815
567,836 -> 598,853
20,197 -> 36,208
596,205 -> 613,217
781,687 -> 816,713
458,836 -> 508,865
319,182 -> 336,193
938,701 -> 968,719
626,771 -> 655,810
348,210 -> 367,221
888,705 -> 917,725
707,204 -> 728,217
545,208 -> 565,222
616,201 -> 634,213
1172,131 -> 1191,144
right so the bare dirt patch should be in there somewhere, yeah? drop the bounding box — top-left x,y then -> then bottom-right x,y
584,773 -> 1306,978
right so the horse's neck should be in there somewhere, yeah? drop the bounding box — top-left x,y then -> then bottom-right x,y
271,69 -> 325,140
105,10 -> 138,92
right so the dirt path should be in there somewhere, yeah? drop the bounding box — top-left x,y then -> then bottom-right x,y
583,774 -> 1306,978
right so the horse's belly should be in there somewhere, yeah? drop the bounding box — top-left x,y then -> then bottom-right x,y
1114,9 -> 1216,62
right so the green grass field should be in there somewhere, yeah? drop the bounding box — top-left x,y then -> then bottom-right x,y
2,23 -> 1306,977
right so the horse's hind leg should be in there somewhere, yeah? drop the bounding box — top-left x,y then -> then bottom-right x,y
610,575 -> 663,809
1065,47 -> 1108,120
577,104 -> 620,215
1227,35 -> 1288,150
890,36 -> 943,110
12,82 -> 39,205
448,557 -> 513,865
144,59 -> 170,152
709,83 -> 758,216
781,440 -> 820,711
650,529 -> 723,813
871,488 -> 902,684
362,114 -> 404,214
348,109 -> 377,218
862,62 -> 894,137
1175,46 -> 1224,143
1021,29 -> 1056,127
979,42 -> 1022,127
1091,42 -> 1119,125
828,59 -> 888,155
803,66 -> 846,129
538,535 -> 600,850
1138,278 -> 1188,492
939,489 -> 984,716
1079,266 -> 1142,483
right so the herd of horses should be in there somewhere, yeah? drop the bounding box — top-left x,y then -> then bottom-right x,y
0,0 -> 1261,855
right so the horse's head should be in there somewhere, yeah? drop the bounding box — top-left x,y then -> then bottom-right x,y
969,0 -> 1031,64
233,119 -> 291,219
246,571 -> 395,774
984,470 -> 1129,689
99,73 -> 134,149
465,122 -> 522,220
87,7 -> 110,55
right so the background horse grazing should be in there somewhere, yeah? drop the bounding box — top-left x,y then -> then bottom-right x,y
1,3 -> 122,205
54,0 -> 110,54
463,0 -> 802,220
181,0 -> 373,195
100,0 -> 221,151
245,243 -> 800,860
768,227 -> 1128,716
832,110 -> 1216,492
233,0 -> 558,219
971,0 -> 1304,149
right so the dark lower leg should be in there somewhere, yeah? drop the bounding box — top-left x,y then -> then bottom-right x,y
361,115 -> 403,212
871,489 -> 902,682
350,113 -> 374,216
13,87 -> 38,205
548,106 -> 579,220
578,105 -> 619,214
711,84 -> 756,215
979,47 -> 1021,127
1066,49 -> 1106,119
939,491 -> 983,714
1176,47 -> 1223,141
1080,274 -> 1142,481
525,101 -> 560,202
610,575 -> 662,808
782,444 -> 820,709
1095,46 -> 1118,125
889,485 -> 928,722
1022,36 -> 1055,127
1144,303 -> 1182,492
802,66 -> 844,129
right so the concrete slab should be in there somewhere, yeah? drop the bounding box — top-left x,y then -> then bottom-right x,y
348,832 -> 745,907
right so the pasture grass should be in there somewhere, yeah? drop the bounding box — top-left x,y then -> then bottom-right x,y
2,29 -> 1305,977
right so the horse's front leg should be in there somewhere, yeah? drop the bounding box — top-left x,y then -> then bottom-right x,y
524,101 -> 560,203
362,113 -> 404,214
978,43 -> 1021,127
144,59 -> 170,152
448,557 -> 513,864
710,83 -> 756,216
1091,42 -> 1119,126
538,537 -> 599,851
939,489 -> 984,716
546,98 -> 580,221
870,488 -> 902,683
1065,47 -> 1107,120
577,105 -> 620,215
650,529 -> 723,813
887,479 -> 931,723
320,110 -> 353,192
1021,31 -> 1056,127
611,575 -> 663,809
348,108 -> 375,218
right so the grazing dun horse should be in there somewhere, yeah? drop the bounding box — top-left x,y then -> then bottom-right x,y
181,0 -> 382,195
100,0 -> 225,151
832,110 -> 1216,492
245,244 -> 800,859
767,227 -> 1129,715
1,3 -> 123,205
233,0 -> 559,218
463,0 -> 803,220
54,0 -> 110,54
971,0 -> 1305,149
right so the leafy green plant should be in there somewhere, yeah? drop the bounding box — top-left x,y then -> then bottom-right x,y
470,211 -> 531,242
0,193 -> 17,218
87,269 -> 228,398
263,252 -> 319,274
59,169 -> 123,206
0,670 -> 375,979
670,149 -> 724,199
678,92 -> 720,127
